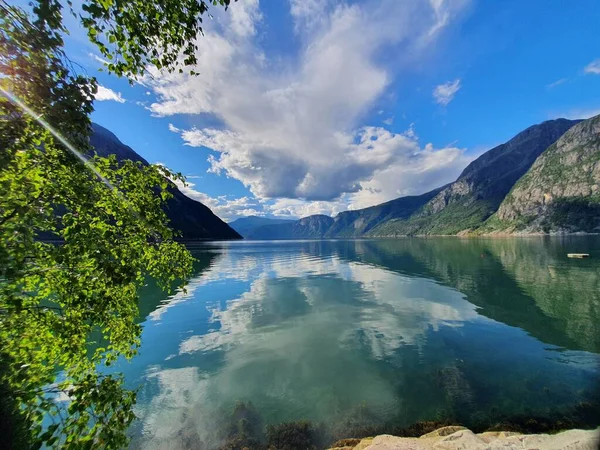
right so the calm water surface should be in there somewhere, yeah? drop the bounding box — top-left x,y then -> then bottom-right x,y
121,237 -> 600,449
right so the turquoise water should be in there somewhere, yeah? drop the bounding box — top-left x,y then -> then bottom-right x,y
121,237 -> 600,449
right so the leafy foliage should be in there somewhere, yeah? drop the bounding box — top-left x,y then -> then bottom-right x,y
78,0 -> 234,78
0,0 -> 222,446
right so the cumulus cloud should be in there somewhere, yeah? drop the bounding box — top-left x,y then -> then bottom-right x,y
172,177 -> 263,221
142,0 -> 470,213
228,0 -> 262,37
268,197 -> 348,218
289,0 -> 329,33
154,165 -> 264,220
584,59 -> 600,75
95,85 -> 126,103
433,78 -> 461,106
349,142 -> 473,208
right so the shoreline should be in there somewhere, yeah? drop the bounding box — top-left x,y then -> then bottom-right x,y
211,401 -> 600,450
183,233 -> 600,243
327,426 -> 600,450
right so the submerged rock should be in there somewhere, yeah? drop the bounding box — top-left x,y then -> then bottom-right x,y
328,427 -> 600,450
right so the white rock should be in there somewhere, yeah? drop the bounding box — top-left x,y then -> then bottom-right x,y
356,428 -> 600,450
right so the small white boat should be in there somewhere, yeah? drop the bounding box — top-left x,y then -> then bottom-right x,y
567,253 -> 590,259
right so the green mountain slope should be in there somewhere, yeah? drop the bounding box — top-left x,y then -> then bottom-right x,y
324,186 -> 447,237
367,118 -> 580,236
484,114 -> 600,234
232,117 -> 587,239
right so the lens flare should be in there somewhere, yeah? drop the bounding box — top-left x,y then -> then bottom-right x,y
0,86 -> 116,192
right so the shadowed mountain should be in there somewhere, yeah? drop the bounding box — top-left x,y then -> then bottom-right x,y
90,123 -> 240,240
228,216 -> 295,238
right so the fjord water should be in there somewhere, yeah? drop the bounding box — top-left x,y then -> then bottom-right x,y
124,237 -> 600,449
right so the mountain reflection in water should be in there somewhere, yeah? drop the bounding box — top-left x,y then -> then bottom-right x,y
119,237 -> 600,450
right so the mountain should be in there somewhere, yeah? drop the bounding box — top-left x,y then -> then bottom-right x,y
90,123 -> 241,240
228,216 -> 294,238
243,118 -> 582,239
246,215 -> 334,240
367,118 -> 581,236
484,114 -> 600,234
324,186 -> 448,237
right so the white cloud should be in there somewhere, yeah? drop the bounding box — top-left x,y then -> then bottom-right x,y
88,52 -> 109,65
552,107 -> 600,121
349,144 -> 473,209
383,116 -> 394,125
94,85 -> 126,103
134,242 -> 482,449
228,0 -> 262,37
142,0 -> 470,212
546,77 -> 567,89
289,0 -> 329,33
169,175 -> 263,221
584,59 -> 600,75
425,0 -> 452,40
433,78 -> 461,106
268,197 -> 347,218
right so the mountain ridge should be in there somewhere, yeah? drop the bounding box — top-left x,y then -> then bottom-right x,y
366,117 -> 581,236
235,117 -> 596,239
483,114 -> 600,234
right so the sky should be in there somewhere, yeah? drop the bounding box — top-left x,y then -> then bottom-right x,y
62,0 -> 600,221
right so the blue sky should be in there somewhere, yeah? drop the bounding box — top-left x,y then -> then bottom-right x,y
64,0 -> 600,221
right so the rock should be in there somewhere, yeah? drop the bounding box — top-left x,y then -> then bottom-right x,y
366,118 -> 581,236
330,439 -> 363,448
420,427 -> 467,439
490,114 -> 600,234
432,429 -> 486,449
329,427 -> 600,450
354,438 -> 375,450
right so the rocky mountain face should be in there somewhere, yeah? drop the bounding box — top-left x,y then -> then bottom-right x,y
90,124 -> 241,240
485,114 -> 600,233
228,216 -> 294,238
367,118 -> 581,236
246,215 -> 334,239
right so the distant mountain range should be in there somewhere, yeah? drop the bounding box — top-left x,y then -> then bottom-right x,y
92,114 -> 600,241
236,115 -> 600,239
228,216 -> 294,238
90,124 -> 240,240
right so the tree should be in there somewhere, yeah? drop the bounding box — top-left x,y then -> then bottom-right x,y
0,0 -> 232,447
80,0 -> 233,78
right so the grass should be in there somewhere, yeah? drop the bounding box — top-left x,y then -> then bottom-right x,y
367,198 -> 498,236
